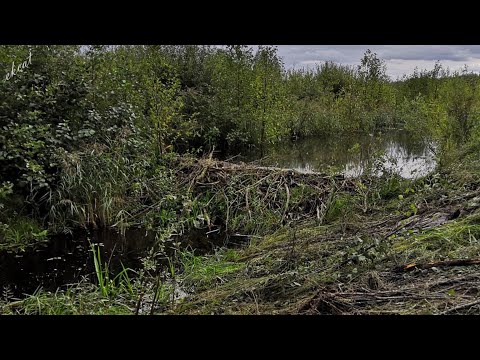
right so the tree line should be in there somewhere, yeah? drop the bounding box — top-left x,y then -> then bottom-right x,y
1,45 -> 480,218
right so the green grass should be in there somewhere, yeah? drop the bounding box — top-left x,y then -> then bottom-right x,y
0,283 -> 133,315
0,216 -> 48,252
90,241 -> 135,298
179,249 -> 245,291
392,215 -> 480,264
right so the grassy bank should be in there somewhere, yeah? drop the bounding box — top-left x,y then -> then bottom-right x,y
169,153 -> 480,315
3,146 -> 480,315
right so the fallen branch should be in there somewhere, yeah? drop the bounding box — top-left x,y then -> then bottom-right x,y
426,273 -> 480,290
298,289 -> 447,314
394,258 -> 480,272
440,299 -> 480,314
282,182 -> 290,223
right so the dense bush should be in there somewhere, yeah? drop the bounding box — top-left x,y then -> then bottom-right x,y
2,44 -> 480,237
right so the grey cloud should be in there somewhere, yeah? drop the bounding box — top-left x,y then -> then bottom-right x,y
274,45 -> 480,78
371,45 -> 480,61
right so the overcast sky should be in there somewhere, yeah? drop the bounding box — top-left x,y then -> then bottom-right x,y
273,45 -> 480,79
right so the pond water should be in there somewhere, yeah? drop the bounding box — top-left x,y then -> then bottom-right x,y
0,229 -> 155,298
0,226 -> 229,299
241,130 -> 436,179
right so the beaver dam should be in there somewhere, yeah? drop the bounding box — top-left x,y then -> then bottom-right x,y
2,152 -> 480,315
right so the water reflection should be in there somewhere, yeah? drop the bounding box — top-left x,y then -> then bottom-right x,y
243,130 -> 436,179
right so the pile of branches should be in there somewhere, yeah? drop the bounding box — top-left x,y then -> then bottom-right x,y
174,156 -> 357,230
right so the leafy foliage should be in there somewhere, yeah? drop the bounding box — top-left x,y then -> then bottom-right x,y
2,44 -> 480,242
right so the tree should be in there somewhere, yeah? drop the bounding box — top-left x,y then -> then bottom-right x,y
253,46 -> 285,154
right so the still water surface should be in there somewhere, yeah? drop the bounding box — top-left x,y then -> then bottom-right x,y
242,130 -> 436,179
